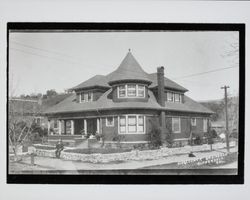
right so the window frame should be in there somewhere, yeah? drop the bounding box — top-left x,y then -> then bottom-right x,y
79,91 -> 93,103
172,117 -> 181,133
174,93 -> 180,102
167,91 -> 174,102
117,84 -> 145,98
106,117 -> 114,127
118,115 -> 146,134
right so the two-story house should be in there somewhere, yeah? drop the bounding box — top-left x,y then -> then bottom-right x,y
44,51 -> 213,147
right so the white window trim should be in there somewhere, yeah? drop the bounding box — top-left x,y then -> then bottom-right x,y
172,117 -> 181,133
191,118 -> 197,126
174,93 -> 180,102
118,115 -> 146,134
79,91 -> 93,103
106,117 -> 114,127
117,84 -> 145,99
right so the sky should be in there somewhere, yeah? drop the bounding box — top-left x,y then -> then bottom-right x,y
9,31 -> 239,101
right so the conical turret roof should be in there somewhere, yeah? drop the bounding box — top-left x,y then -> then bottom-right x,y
108,51 -> 152,85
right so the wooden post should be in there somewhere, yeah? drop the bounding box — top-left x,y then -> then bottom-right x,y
71,120 -> 74,135
97,118 -> 100,134
58,120 -> 62,135
84,119 -> 87,135
47,120 -> 51,135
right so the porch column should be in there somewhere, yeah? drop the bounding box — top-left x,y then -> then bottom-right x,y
47,120 -> 51,135
58,120 -> 62,135
71,120 -> 74,135
97,118 -> 100,134
84,119 -> 87,135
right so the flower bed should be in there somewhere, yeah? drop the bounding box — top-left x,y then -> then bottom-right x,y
64,148 -> 131,154
177,152 -> 238,168
34,141 -> 236,163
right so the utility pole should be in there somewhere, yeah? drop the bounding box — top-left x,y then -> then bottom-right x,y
221,85 -> 230,153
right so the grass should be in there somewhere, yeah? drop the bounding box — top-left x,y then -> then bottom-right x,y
64,148 -> 131,154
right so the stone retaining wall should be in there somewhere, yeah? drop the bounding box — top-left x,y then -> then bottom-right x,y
35,141 -> 236,163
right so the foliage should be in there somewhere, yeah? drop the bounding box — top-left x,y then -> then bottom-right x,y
64,148 -> 131,154
112,134 -> 125,148
147,119 -> 162,149
46,89 -> 57,98
165,118 -> 174,147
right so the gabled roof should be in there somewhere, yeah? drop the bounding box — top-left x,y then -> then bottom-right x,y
148,73 -> 188,92
107,51 -> 152,85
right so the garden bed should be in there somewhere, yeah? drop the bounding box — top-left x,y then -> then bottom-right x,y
34,145 -> 56,150
64,148 -> 131,154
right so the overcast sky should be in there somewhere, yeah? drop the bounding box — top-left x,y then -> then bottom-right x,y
9,31 -> 239,101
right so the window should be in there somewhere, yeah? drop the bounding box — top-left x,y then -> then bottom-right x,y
119,116 -> 126,133
118,84 -> 145,98
137,116 -> 145,132
128,116 -> 137,132
118,115 -> 145,134
191,118 -> 196,126
174,93 -> 180,102
80,91 -> 93,102
127,84 -> 136,97
172,117 -> 181,133
167,92 -> 174,102
137,85 -> 145,97
106,117 -> 114,127
118,85 -> 126,97
203,118 -> 208,132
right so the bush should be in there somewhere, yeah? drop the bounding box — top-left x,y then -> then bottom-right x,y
147,120 -> 162,149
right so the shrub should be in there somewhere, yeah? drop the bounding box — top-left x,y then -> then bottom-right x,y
147,120 -> 162,149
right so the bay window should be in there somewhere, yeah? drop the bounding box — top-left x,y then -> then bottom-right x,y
118,84 -> 145,98
127,84 -> 136,97
118,115 -> 145,134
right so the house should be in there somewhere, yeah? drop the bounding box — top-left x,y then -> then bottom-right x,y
9,94 -> 71,128
44,51 -> 213,147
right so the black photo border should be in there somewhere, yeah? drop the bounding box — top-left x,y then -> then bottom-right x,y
6,22 -> 245,184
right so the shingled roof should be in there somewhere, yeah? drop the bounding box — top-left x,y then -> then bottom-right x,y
108,51 -> 151,85
148,73 -> 188,92
70,51 -> 187,92
44,90 -> 213,114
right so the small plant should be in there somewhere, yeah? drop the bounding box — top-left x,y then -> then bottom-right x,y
112,135 -> 125,148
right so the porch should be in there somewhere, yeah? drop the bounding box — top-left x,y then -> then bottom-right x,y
47,117 -> 101,142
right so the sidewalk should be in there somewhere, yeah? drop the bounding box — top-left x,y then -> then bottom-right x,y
14,147 -> 237,172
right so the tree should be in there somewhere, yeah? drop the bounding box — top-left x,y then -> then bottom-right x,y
46,89 -> 57,98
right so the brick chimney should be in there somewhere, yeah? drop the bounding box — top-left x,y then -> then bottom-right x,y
157,66 -> 165,106
157,66 -> 166,142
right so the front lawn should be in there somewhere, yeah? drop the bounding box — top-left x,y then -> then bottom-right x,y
64,148 -> 131,154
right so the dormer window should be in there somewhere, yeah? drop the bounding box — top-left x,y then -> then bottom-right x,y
167,92 -> 174,102
174,93 -> 180,102
80,91 -> 93,102
118,84 -> 145,98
